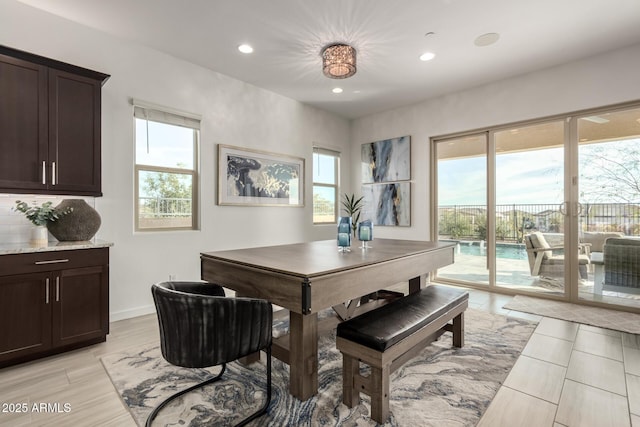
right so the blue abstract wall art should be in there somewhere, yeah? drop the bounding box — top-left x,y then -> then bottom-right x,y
362,182 -> 410,226
361,136 -> 410,183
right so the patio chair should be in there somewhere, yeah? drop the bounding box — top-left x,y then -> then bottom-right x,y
603,237 -> 640,294
581,231 -> 624,255
524,232 -> 589,280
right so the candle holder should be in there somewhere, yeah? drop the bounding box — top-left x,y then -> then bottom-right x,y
358,220 -> 373,249
337,216 -> 352,252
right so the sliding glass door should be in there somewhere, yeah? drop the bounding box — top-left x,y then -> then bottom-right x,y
434,133 -> 489,286
434,120 -> 573,296
493,120 -> 567,295
577,106 -> 640,310
433,103 -> 640,312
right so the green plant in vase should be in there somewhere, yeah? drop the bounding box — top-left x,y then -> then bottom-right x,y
341,193 -> 363,237
13,200 -> 73,226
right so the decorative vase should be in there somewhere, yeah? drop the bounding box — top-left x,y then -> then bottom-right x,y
337,216 -> 352,252
47,199 -> 101,241
30,225 -> 49,247
358,220 -> 373,249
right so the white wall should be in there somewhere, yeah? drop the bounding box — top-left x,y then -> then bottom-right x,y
350,42 -> 640,242
1,0 -> 351,320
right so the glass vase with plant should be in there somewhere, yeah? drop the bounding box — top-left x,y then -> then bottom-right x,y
341,194 -> 363,237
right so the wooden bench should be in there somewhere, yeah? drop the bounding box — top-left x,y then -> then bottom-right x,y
336,285 -> 469,424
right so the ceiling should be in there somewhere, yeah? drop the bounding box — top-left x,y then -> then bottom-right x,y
16,0 -> 640,119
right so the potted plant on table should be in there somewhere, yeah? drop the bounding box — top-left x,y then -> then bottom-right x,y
13,200 -> 73,246
341,193 -> 363,237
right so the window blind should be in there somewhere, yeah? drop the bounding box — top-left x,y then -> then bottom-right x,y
133,99 -> 201,130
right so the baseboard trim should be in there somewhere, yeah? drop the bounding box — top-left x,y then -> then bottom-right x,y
110,305 -> 155,322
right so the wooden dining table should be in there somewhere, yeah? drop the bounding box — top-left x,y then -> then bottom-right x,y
200,238 -> 455,400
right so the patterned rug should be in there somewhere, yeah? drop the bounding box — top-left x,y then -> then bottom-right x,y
504,295 -> 640,334
101,309 -> 535,426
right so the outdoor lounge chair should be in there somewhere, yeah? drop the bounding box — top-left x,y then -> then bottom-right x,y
603,237 -> 640,294
524,232 -> 589,280
581,231 -> 624,256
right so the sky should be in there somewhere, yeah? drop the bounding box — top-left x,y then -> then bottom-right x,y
438,147 -> 564,205
135,119 -> 195,169
438,139 -> 640,206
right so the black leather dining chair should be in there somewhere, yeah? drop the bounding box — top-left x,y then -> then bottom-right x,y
147,281 -> 273,427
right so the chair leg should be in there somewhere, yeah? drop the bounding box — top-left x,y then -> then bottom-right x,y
145,364 -> 227,427
236,345 -> 272,427
146,348 -> 272,427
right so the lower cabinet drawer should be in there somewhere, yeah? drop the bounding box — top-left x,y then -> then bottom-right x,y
0,248 -> 109,275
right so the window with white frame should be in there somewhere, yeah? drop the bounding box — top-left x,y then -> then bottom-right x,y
134,102 -> 199,231
312,147 -> 340,224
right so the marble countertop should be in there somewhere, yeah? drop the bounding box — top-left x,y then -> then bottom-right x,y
0,239 -> 113,255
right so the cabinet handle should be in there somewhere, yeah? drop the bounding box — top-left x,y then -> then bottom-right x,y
56,276 -> 60,302
42,161 -> 47,185
45,278 -> 50,304
34,259 -> 69,265
52,161 -> 56,185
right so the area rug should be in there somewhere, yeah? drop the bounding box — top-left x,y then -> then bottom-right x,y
504,295 -> 640,334
101,309 -> 535,426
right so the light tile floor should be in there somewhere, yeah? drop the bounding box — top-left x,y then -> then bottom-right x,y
475,291 -> 640,427
0,287 -> 638,426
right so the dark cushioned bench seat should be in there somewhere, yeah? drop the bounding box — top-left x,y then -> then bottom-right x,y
337,285 -> 469,352
336,284 -> 469,424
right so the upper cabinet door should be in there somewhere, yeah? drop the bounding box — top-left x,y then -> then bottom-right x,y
0,45 -> 108,196
49,70 -> 102,196
0,54 -> 48,191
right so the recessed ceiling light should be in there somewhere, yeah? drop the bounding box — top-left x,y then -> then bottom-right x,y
419,52 -> 436,61
474,33 -> 500,47
332,87 -> 343,94
238,44 -> 253,54
583,116 -> 610,124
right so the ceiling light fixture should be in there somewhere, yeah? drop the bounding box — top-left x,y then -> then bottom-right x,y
321,44 -> 356,79
332,87 -> 343,94
474,33 -> 500,47
238,44 -> 253,54
419,52 -> 436,61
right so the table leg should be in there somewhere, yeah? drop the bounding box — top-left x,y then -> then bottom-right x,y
289,311 -> 318,400
409,274 -> 426,294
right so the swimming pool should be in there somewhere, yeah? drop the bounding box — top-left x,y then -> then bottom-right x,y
453,241 -> 527,260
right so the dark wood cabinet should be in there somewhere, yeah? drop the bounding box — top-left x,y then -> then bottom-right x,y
0,45 -> 109,196
0,272 -> 52,363
0,55 -> 48,191
0,248 -> 109,367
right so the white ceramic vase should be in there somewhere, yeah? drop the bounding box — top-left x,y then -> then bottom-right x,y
30,225 -> 49,247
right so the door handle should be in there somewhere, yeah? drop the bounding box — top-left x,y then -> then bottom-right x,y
56,276 -> 60,302
559,202 -> 568,216
42,161 -> 47,185
45,278 -> 50,304
52,162 -> 56,186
